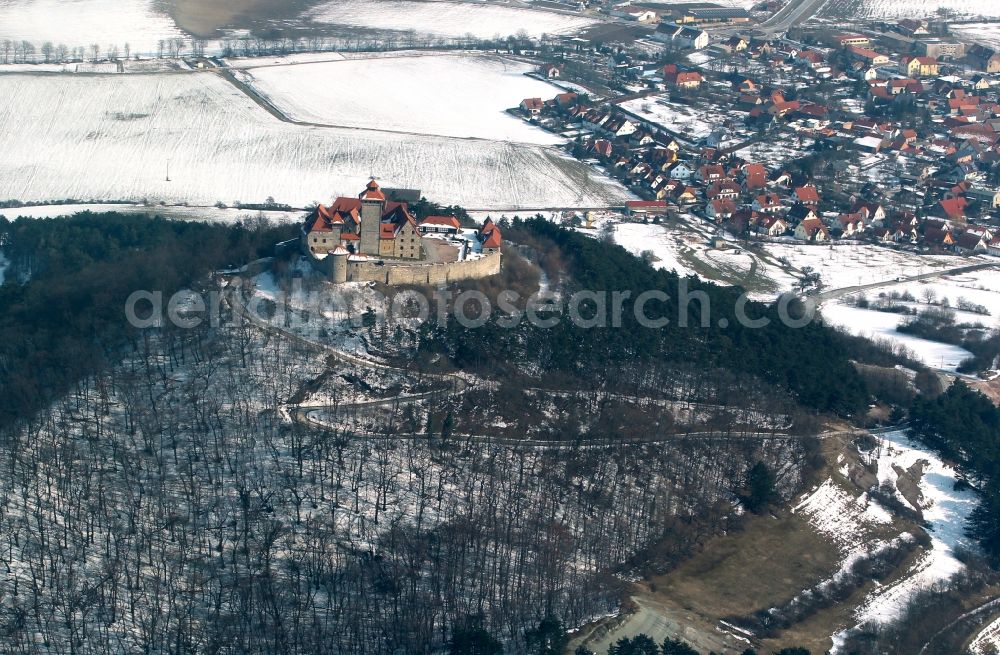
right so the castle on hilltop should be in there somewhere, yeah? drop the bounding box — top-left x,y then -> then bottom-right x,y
300,179 -> 502,286
303,179 -> 424,261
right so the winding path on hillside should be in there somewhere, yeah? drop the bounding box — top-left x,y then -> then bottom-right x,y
229,276 -> 836,447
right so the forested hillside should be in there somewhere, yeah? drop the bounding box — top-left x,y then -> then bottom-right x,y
429,217 -> 870,417
0,213 -> 836,652
0,212 -> 296,428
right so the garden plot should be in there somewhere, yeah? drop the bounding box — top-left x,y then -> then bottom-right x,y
618,96 -> 720,143
821,0 -> 1000,19
303,0 -> 598,40
0,0 -> 185,57
0,72 -> 630,210
239,53 -> 563,143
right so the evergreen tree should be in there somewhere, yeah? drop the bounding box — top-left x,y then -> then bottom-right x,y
741,462 -> 776,514
449,617 -> 502,655
525,616 -> 569,655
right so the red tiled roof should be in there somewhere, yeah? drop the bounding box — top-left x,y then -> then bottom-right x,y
360,179 -> 386,201
420,215 -> 462,229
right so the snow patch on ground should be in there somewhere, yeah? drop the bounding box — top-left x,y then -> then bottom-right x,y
831,430 -> 980,651
820,303 -> 973,372
612,222 -> 698,277
823,0 -> 1000,18
970,616 -> 1000,655
794,478 -> 893,555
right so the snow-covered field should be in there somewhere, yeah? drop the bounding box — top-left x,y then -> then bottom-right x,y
304,0 -> 598,40
831,431 -> 979,651
0,0 -> 184,56
821,302 -> 974,371
614,222 -> 699,278
822,0 -> 1000,18
820,267 -> 1000,371
0,72 -> 629,210
0,202 -> 305,224
951,22 -> 1000,50
761,243 -> 958,291
240,53 -> 563,143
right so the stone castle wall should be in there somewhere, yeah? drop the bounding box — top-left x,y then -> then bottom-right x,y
338,251 -> 502,286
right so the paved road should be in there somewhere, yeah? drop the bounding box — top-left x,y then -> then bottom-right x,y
756,0 -> 830,33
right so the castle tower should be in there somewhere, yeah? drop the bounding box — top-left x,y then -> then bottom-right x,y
329,246 -> 349,284
359,179 -> 385,256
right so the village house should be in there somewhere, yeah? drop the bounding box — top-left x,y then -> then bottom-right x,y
900,55 -> 939,78
706,181 -> 741,200
706,198 -> 738,221
520,98 -> 544,116
540,63 -> 564,78
794,185 -> 821,208
836,34 -> 871,47
794,217 -> 831,242
665,71 -> 703,89
954,231 -> 988,254
848,46 -> 891,66
654,24 -> 709,49
753,192 -> 783,213
836,212 -> 866,236
756,215 -> 788,237
742,163 -> 768,191
786,204 -> 819,224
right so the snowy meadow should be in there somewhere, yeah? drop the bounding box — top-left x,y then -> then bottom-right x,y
0,70 -> 629,210
238,53 -> 564,143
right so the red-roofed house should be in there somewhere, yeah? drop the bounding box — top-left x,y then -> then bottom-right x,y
794,217 -> 831,242
938,196 -> 968,221
419,215 -> 462,235
742,163 -> 767,191
665,71 -> 703,89
520,98 -> 544,116
794,185 -> 821,207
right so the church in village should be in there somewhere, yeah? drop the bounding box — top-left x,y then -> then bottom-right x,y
303,179 -> 425,260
